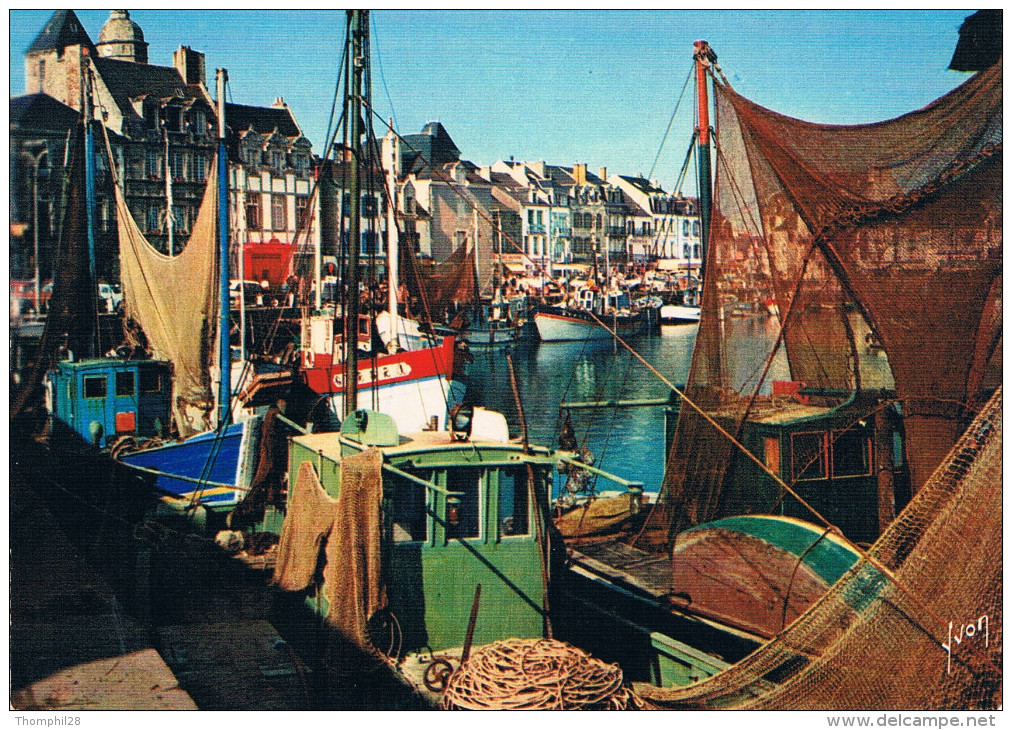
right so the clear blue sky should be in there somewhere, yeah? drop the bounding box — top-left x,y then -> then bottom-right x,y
10,9 -> 975,193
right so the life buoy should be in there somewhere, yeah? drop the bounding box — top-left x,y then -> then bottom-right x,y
302,350 -> 315,369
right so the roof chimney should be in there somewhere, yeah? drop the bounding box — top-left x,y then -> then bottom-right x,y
173,45 -> 205,86
272,97 -> 287,108
599,167 -> 607,181
573,163 -> 586,185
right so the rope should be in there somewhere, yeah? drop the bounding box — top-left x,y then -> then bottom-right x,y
440,638 -> 643,710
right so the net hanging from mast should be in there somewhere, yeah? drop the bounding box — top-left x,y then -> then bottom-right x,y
658,61 -> 1002,537
112,150 -> 221,438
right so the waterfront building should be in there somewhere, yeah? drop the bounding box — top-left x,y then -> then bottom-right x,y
12,9 -> 320,289
608,174 -> 701,273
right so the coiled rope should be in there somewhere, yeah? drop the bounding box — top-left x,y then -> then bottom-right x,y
440,638 -> 643,710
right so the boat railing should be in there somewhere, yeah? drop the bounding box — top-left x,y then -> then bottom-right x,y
533,452 -> 644,494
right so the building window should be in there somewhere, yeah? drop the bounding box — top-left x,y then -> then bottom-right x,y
498,467 -> 530,537
243,147 -> 260,168
115,371 -> 135,397
193,155 -> 207,182
296,195 -> 311,231
163,107 -> 183,133
270,150 -> 285,171
595,214 -> 602,229
83,375 -> 107,399
169,151 -> 187,181
362,194 -> 377,219
361,231 -> 378,255
693,221 -> 701,236
146,204 -> 162,233
271,194 -> 287,231
190,110 -> 205,137
145,150 -> 161,180
246,196 -> 261,230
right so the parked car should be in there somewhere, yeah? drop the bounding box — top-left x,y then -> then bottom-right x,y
230,280 -> 265,307
98,283 -> 123,313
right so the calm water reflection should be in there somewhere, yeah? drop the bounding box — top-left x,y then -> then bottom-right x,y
468,316 -> 788,495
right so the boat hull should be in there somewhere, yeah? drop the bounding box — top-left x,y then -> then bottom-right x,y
534,306 -> 647,341
118,420 -> 254,508
301,339 -> 455,432
660,304 -> 700,324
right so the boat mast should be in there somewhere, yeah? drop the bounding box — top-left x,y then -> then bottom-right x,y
693,40 -> 714,287
382,125 -> 400,347
343,9 -> 368,418
82,49 -> 98,359
165,131 -> 174,255
216,68 -> 231,426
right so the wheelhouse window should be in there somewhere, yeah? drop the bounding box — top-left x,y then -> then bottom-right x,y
115,371 -> 135,397
83,375 -> 107,399
386,470 -> 429,543
832,429 -> 872,478
498,467 -> 530,537
140,369 -> 162,393
445,467 -> 481,540
792,431 -> 828,481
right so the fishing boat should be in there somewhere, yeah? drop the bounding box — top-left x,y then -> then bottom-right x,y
230,14 -> 647,709
556,37 -> 1001,709
535,285 -> 658,341
93,69 -> 268,517
295,101 -> 458,432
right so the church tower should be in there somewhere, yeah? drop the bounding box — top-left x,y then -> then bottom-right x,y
96,10 -> 148,64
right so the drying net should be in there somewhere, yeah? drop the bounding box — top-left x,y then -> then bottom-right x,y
272,451 -> 386,653
638,386 -> 1001,710
112,153 -> 221,438
11,122 -> 98,420
659,62 -> 1002,535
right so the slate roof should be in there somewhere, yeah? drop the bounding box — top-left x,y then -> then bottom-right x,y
617,174 -> 665,194
226,102 -> 301,138
92,57 -> 207,121
401,121 -> 461,170
10,93 -> 81,135
26,9 -> 96,55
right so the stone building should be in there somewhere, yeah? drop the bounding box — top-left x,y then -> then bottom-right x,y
12,9 -> 319,287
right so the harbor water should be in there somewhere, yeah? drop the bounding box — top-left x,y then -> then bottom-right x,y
467,315 -> 787,497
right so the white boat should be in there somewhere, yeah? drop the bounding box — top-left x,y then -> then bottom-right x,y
659,303 -> 700,324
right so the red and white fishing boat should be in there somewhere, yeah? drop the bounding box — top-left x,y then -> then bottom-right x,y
299,311 -> 455,433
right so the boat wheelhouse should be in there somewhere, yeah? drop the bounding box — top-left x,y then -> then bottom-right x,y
47,358 -> 172,448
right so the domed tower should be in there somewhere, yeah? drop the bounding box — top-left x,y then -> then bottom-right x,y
96,10 -> 148,64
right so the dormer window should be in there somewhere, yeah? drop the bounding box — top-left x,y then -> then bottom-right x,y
162,107 -> 183,133
243,147 -> 259,168
270,150 -> 285,171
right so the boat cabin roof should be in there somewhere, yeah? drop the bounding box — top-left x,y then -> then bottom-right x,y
291,429 -> 549,463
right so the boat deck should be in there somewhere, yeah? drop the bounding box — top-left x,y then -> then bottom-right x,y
568,538 -> 673,599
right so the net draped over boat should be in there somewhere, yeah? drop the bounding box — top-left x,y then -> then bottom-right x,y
638,386 -> 1002,710
660,62 -> 1002,534
113,155 -> 221,438
11,121 -> 98,420
273,452 -> 387,654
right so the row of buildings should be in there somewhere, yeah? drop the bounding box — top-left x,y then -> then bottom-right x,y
10,10 -> 703,299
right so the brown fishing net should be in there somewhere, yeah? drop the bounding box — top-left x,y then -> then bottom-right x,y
113,151 -> 221,437
11,122 -> 98,420
660,62 -> 1002,534
637,386 -> 1001,710
273,451 -> 386,653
